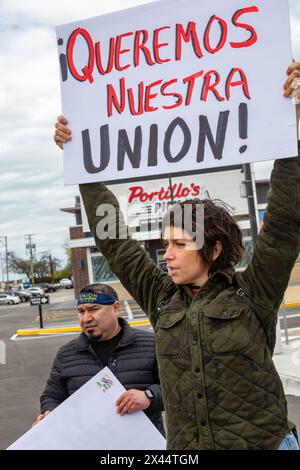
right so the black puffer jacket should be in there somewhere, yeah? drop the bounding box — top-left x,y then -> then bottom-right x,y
40,318 -> 164,435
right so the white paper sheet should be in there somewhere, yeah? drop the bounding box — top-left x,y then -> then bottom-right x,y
7,367 -> 166,450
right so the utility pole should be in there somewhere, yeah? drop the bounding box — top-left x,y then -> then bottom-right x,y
243,163 -> 259,248
0,257 -> 5,283
0,236 -> 9,283
49,254 -> 56,283
168,174 -> 175,204
25,234 -> 35,285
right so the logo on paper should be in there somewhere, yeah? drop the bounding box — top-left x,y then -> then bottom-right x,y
96,374 -> 114,392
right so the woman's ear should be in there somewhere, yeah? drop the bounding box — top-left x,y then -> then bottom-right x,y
212,241 -> 223,261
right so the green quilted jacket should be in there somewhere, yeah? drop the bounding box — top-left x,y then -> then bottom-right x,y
80,143 -> 300,450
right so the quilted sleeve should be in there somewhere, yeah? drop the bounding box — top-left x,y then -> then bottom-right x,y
79,182 -> 174,324
239,141 -> 300,324
40,354 -> 68,412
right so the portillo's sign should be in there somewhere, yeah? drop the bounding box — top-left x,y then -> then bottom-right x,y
128,182 -> 200,203
80,170 -> 249,235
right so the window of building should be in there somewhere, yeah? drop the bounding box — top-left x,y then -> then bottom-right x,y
256,183 -> 269,204
91,255 -> 118,283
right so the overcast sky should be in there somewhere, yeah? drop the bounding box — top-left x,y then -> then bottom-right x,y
0,0 -> 300,280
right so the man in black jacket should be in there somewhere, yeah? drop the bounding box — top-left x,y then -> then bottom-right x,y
33,283 -> 165,435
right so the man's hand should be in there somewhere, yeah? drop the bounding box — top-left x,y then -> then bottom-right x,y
115,389 -> 151,416
31,410 -> 51,427
54,115 -> 72,149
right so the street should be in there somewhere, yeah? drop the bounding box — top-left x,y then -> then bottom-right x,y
0,290 -> 299,450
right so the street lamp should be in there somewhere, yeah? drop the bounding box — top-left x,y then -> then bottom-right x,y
168,174 -> 175,204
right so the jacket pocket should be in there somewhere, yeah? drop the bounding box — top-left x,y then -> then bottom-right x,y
155,309 -> 186,358
203,304 -> 251,355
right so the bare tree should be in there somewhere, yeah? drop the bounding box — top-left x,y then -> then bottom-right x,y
8,252 -> 32,279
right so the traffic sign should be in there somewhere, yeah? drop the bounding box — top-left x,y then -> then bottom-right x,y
30,296 -> 49,306
30,297 -> 42,305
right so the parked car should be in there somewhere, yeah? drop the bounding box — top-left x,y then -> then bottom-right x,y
35,283 -> 57,293
59,278 -> 73,289
4,290 -> 26,303
47,283 -> 57,293
0,293 -> 21,305
11,289 -> 31,302
26,287 -> 45,295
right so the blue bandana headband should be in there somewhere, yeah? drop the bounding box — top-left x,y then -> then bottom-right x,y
77,292 -> 117,306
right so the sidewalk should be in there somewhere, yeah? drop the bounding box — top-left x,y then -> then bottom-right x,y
14,297 -> 149,337
273,341 -> 300,397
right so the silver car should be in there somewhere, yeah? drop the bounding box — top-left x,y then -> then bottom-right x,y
26,287 -> 45,295
0,294 -> 21,305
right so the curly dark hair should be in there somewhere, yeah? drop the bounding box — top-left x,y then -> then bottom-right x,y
162,198 -> 244,276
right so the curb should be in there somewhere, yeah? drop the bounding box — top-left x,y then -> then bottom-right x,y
282,301 -> 300,309
15,301 -> 300,337
15,319 -> 150,337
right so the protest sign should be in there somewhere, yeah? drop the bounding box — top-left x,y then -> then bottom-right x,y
56,0 -> 297,185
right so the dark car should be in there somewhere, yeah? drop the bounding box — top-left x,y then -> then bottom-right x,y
47,283 -> 57,293
35,283 -> 57,293
14,290 -> 33,302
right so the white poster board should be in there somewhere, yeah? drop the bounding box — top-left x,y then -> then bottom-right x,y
7,368 -> 166,450
56,0 -> 297,185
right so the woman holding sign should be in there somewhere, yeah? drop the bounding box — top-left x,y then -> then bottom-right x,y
54,62 -> 300,450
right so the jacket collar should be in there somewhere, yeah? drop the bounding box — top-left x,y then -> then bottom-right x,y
75,317 -> 136,352
179,266 -> 236,300
208,267 -> 236,285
